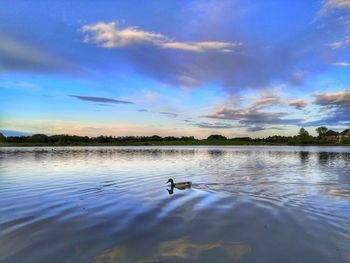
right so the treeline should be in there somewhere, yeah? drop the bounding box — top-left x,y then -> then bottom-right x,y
0,126 -> 349,146
0,133 -> 196,145
263,127 -> 350,145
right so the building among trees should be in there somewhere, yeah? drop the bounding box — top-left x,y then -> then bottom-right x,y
323,130 -> 339,141
340,129 -> 350,141
323,129 -> 350,142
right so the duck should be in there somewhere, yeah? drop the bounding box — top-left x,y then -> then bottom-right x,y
166,178 -> 192,190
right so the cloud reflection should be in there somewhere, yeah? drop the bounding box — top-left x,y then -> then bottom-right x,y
94,238 -> 250,263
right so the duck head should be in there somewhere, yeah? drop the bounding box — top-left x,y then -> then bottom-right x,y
166,178 -> 174,185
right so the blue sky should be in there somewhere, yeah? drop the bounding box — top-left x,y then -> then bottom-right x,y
1,0 -> 350,138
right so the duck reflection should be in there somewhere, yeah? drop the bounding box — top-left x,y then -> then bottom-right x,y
167,185 -> 192,195
167,186 -> 175,195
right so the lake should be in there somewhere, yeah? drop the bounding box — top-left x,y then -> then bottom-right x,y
1,146 -> 350,263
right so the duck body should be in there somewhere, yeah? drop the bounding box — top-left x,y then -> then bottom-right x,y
166,178 -> 192,190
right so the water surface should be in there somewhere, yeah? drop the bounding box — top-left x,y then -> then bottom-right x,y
1,146 -> 350,262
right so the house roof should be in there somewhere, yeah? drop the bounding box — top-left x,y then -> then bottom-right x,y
340,129 -> 350,135
324,130 -> 339,136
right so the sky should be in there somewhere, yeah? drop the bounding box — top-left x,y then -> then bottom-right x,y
1,0 -> 350,138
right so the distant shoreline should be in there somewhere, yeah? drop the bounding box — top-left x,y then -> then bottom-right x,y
1,141 -> 350,147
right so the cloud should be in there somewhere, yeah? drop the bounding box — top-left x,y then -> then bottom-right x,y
313,89 -> 350,106
203,95 -> 302,128
0,79 -> 40,91
82,21 -> 242,53
318,0 -> 350,18
195,122 -> 236,129
246,126 -> 289,132
79,12 -> 336,91
161,41 -> 241,53
249,96 -> 282,110
310,88 -> 350,125
159,111 -> 178,117
204,108 -> 296,125
144,91 -> 161,100
69,95 -> 133,104
319,0 -> 350,48
288,99 -> 308,109
328,36 -> 350,48
246,126 -> 266,132
0,34 -> 70,73
322,0 -> 350,11
333,61 -> 350,66
137,109 -> 148,112
82,22 -> 166,48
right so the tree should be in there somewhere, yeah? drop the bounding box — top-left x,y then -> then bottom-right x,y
316,126 -> 328,137
207,134 -> 227,140
0,132 -> 5,142
299,128 -> 309,136
31,134 -> 49,143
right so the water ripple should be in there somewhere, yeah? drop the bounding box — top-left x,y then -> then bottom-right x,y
1,146 -> 350,262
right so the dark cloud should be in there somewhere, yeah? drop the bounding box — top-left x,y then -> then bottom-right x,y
69,95 -> 133,104
246,126 -> 266,132
289,99 -> 308,110
203,108 -> 302,126
188,94 -> 300,131
313,89 -> 350,107
0,34 -> 73,73
188,118 -> 292,131
309,89 -> 350,125
119,42 -> 291,90
159,111 -> 178,117
270,126 -> 289,130
137,109 -> 148,112
246,126 -> 288,132
195,122 -> 236,129
202,94 -> 303,130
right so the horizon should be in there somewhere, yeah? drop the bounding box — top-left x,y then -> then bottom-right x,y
1,126 -> 349,140
1,1 -> 350,138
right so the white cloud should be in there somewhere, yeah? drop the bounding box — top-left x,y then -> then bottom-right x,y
82,21 -> 242,53
144,91 -> 161,101
318,0 -> 350,49
82,22 -> 166,48
162,41 -> 241,52
0,79 -> 40,90
328,35 -> 350,48
323,0 -> 350,10
318,0 -> 350,17
332,61 -> 350,66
